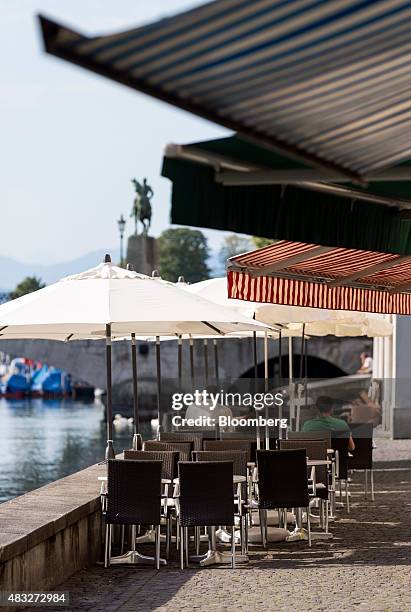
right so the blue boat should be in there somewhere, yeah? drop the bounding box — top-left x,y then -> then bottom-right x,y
31,365 -> 50,393
7,374 -> 30,394
42,369 -> 71,395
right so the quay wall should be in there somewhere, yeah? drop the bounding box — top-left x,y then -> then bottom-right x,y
0,462 -> 104,603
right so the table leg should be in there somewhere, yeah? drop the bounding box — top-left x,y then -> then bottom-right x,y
110,525 -> 167,566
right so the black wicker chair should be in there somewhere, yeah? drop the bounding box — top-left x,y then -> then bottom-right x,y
144,439 -> 193,462
178,461 -> 236,569
331,435 -> 351,512
288,431 -> 332,447
203,439 -> 253,462
104,459 -> 163,568
160,431 -> 204,451
279,439 -> 329,532
256,449 -> 311,547
193,450 -> 249,553
124,450 -> 178,557
124,449 -> 178,481
348,422 -> 374,500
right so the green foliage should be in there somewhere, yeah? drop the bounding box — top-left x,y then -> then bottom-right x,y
219,234 -> 252,267
157,228 -> 210,283
10,276 -> 45,299
251,236 -> 275,249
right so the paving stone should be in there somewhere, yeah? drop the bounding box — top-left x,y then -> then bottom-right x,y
32,439 -> 411,612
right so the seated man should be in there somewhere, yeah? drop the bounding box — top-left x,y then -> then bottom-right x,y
302,396 -> 355,451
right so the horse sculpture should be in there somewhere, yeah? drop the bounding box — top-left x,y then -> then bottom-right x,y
130,178 -> 153,235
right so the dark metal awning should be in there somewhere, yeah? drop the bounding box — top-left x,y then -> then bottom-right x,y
39,0 -> 411,185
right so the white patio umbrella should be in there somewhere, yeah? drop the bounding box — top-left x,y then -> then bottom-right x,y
184,277 -> 393,444
0,258 -> 268,457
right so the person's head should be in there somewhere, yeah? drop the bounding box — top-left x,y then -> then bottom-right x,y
316,396 -> 333,416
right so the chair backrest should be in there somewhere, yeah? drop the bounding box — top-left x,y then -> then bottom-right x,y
279,439 -> 328,490
160,431 -> 204,451
178,461 -> 234,527
143,439 -> 193,461
257,449 -> 309,509
124,449 -> 179,480
288,431 -> 331,447
106,459 -> 162,525
331,436 -> 350,479
203,439 -> 252,462
193,450 -> 248,498
348,422 -> 373,469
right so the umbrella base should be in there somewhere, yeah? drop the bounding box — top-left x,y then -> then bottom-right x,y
110,550 -> 167,566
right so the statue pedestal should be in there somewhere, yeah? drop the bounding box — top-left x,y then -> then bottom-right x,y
126,234 -> 157,275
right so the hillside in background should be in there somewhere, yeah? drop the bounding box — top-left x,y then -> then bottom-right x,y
0,248 -> 120,291
0,247 -> 221,291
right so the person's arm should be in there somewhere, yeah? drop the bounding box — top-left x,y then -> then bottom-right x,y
348,434 -> 355,452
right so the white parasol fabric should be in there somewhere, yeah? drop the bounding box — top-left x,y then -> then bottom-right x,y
0,263 -> 269,340
184,277 -> 392,338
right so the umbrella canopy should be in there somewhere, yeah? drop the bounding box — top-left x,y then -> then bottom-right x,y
184,277 -> 392,337
0,262 -> 268,340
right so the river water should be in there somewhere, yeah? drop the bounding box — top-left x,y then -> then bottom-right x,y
0,398 -> 151,503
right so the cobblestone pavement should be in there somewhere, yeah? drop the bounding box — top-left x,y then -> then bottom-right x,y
41,440 -> 411,612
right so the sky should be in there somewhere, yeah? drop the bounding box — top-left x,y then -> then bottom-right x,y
0,0 -> 230,265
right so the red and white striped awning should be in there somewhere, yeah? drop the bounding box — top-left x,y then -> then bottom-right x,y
227,241 -> 411,315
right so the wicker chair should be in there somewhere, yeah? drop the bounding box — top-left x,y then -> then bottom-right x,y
178,461 -> 236,569
288,431 -> 332,447
104,459 -> 163,568
144,439 -> 193,462
331,435 -> 351,512
124,449 -> 178,481
203,439 -> 253,462
160,431 -> 204,451
193,450 -> 249,553
279,439 -> 329,532
348,423 -> 374,500
124,450 -> 178,557
256,449 -> 311,547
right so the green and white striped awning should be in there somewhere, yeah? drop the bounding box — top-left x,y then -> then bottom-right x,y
40,0 -> 411,184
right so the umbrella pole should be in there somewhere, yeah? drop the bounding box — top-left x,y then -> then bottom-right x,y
264,332 -> 269,449
296,324 -> 306,433
189,335 -> 195,387
204,339 -> 209,386
131,333 -> 142,450
253,331 -> 261,451
213,339 -> 219,386
289,335 -> 294,432
214,339 -> 220,440
156,336 -> 162,438
277,330 -> 283,439
178,335 -> 183,393
278,330 -> 283,381
105,323 -> 115,460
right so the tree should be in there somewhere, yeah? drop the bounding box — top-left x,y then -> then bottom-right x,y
251,236 -> 275,249
219,234 -> 251,267
157,228 -> 210,283
10,276 -> 45,299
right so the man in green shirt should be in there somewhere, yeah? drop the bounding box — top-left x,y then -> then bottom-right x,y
302,396 -> 355,451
